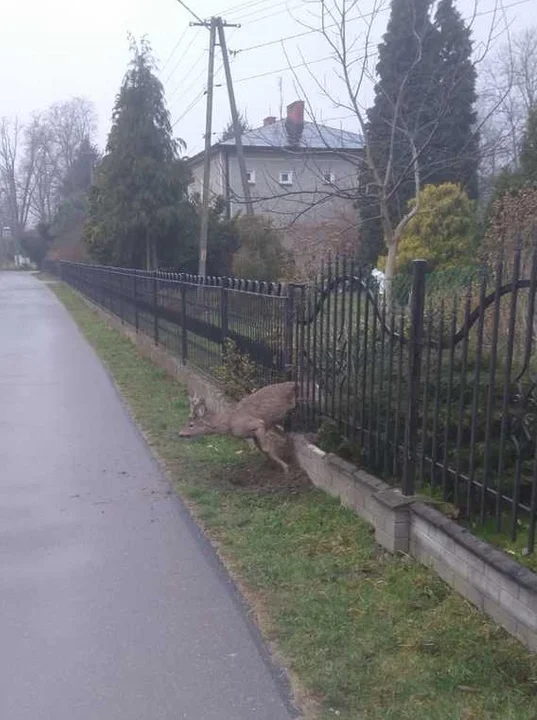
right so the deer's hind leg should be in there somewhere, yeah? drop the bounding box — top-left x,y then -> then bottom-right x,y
253,423 -> 289,475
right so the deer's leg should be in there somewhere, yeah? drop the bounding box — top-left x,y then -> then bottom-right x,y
253,424 -> 289,475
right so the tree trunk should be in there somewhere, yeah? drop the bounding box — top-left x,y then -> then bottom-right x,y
383,239 -> 398,309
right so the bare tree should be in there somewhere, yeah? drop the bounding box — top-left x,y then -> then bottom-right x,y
48,97 -> 97,177
0,98 -> 97,246
28,115 -> 60,225
0,118 -> 39,238
479,27 -> 537,179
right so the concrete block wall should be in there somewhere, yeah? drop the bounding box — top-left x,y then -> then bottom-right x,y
73,293 -> 537,653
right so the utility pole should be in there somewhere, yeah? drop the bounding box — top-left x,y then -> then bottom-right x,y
196,17 -> 217,278
189,15 -> 253,277
216,17 -> 253,217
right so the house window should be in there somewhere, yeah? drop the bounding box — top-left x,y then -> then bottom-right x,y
279,171 -> 293,185
246,170 -> 256,184
322,171 -> 335,185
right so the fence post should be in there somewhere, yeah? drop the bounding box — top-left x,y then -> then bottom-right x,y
133,273 -> 139,332
180,283 -> 188,364
220,277 -> 228,355
284,284 -> 296,380
402,259 -> 427,496
153,272 -> 159,346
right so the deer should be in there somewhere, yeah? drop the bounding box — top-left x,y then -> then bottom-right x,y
178,381 -> 297,474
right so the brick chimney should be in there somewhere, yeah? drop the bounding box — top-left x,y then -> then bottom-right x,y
286,100 -> 304,125
263,116 -> 276,126
285,100 -> 305,146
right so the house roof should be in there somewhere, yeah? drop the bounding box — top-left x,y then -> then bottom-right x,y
219,119 -> 363,150
187,119 -> 363,165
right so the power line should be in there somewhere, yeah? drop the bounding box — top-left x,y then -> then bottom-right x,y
167,50 -> 208,103
172,91 -> 205,128
173,0 -> 205,25
231,28 -> 317,55
161,26 -> 190,72
167,28 -> 238,125
219,0 -> 274,18
168,0 -> 534,135
231,0 -> 533,55
232,54 -> 335,84
228,0 -> 296,21
170,60 -> 225,127
244,1 -> 304,25
163,32 -> 199,83
473,0 -> 533,18
167,0 -> 532,112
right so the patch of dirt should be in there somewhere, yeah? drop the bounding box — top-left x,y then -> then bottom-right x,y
208,430 -> 313,495
222,460 -> 313,495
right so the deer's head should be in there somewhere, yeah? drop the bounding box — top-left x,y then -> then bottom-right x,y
179,393 -> 217,438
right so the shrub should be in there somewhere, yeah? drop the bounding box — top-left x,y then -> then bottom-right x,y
213,340 -> 259,400
232,216 -> 293,281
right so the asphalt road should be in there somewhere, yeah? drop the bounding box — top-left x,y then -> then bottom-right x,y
0,272 -> 296,720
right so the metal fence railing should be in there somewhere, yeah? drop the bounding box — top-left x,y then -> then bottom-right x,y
47,261 -> 293,387
47,249 -> 537,554
293,249 -> 537,554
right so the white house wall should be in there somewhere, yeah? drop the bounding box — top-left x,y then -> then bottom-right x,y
227,150 -> 359,225
189,150 -> 226,201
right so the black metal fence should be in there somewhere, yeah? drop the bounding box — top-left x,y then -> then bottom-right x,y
294,250 -> 537,554
48,251 -> 537,553
50,261 -> 293,386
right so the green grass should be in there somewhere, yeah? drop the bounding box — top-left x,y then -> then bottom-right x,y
50,281 -> 537,720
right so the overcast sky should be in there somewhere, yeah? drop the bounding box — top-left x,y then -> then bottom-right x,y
0,0 -> 531,157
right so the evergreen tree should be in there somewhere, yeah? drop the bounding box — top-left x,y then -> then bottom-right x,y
427,0 -> 478,197
84,38 -> 190,269
359,0 -> 478,267
360,0 -> 438,264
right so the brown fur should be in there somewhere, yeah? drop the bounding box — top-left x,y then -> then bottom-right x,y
179,381 -> 297,473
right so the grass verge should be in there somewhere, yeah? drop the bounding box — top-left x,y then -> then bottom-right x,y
52,282 -> 537,720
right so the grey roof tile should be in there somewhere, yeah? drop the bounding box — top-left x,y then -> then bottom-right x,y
219,119 -> 363,150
